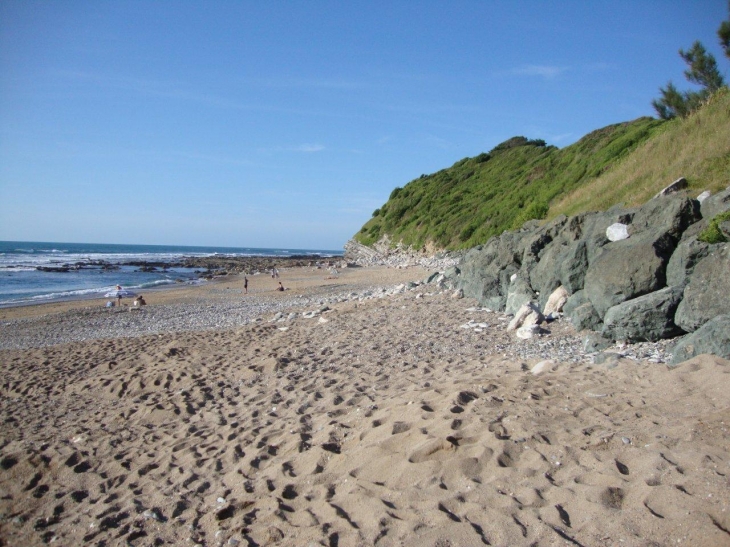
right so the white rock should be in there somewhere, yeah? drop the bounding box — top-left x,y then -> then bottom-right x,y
543,286 -> 569,316
606,223 -> 630,242
654,176 -> 687,198
510,273 -> 518,282
530,360 -> 554,375
507,302 -> 543,330
516,324 -> 541,339
697,190 -> 711,202
451,289 -> 464,299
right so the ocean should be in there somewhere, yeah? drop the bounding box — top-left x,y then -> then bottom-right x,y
0,241 -> 343,307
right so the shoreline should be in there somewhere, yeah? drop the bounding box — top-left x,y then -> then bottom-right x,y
0,265 -> 430,346
0,254 -> 345,311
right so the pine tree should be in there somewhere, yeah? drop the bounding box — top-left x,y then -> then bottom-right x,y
652,6 -> 730,120
719,1 -> 730,59
679,41 -> 725,92
653,42 -> 725,119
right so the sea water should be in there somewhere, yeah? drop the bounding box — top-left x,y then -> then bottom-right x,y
0,241 -> 342,307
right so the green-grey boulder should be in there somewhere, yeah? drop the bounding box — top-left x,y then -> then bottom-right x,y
700,186 -> 730,220
670,314 -> 730,365
674,244 -> 730,332
602,286 -> 685,342
584,231 -> 675,318
665,235 -> 711,287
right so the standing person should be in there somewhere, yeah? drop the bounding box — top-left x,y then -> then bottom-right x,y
244,276 -> 248,294
116,285 -> 122,308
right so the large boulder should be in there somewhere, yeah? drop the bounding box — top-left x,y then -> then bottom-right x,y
700,186 -> 730,220
528,210 -> 619,306
584,231 -> 675,318
629,195 -> 701,241
665,235 -> 711,287
602,286 -> 685,342
505,275 -> 536,315
564,290 -> 603,331
458,229 -> 529,310
674,243 -> 730,332
670,314 -> 730,365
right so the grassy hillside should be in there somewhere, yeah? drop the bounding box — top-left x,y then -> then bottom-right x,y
354,88 -> 730,251
549,88 -> 730,218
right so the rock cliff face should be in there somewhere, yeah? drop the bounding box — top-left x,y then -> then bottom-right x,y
344,238 -> 462,270
448,186 -> 730,363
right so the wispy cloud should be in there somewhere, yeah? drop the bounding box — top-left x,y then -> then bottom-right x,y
510,65 -> 568,79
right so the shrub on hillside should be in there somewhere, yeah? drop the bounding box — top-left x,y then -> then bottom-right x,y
698,210 -> 730,243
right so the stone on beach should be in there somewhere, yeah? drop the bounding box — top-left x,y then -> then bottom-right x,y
507,301 -> 544,331
542,285 -> 569,316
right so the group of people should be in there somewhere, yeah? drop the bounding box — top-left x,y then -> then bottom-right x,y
107,285 -> 146,308
109,270 -> 288,309
241,272 -> 287,295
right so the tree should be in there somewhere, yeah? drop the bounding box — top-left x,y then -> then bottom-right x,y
679,41 -> 725,92
719,1 -> 730,59
651,83 -> 692,120
653,41 -> 725,119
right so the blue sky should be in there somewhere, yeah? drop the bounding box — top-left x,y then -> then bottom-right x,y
1,1 -> 728,250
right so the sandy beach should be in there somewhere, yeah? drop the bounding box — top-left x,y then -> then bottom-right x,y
1,265 -> 729,546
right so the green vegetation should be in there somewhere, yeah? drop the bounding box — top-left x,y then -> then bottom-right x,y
652,41 -> 725,119
550,88 -> 730,218
355,118 -> 664,249
653,6 -> 729,119
353,89 -> 730,251
698,210 -> 730,244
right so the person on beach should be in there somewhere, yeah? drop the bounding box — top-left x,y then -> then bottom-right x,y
244,276 -> 248,294
276,281 -> 285,291
134,295 -> 146,307
116,285 -> 122,307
